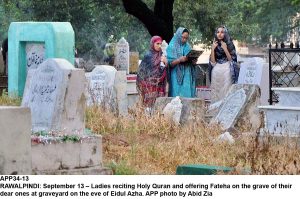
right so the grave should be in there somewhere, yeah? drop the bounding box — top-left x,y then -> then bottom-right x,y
114,37 -> 129,73
238,57 -> 269,105
85,65 -> 128,116
129,52 -> 139,74
0,107 -> 31,175
210,84 -> 261,133
126,74 -> 139,108
259,87 -> 300,136
8,22 -> 75,96
22,58 -> 85,134
85,65 -> 117,108
154,97 -> 205,124
21,58 -> 110,174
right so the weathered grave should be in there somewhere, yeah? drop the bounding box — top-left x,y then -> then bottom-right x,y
154,97 -> 205,124
129,52 -> 139,74
22,58 -> 85,134
21,58 -> 110,174
0,107 -> 31,175
210,84 -> 261,133
238,57 -> 269,105
259,87 -> 300,136
114,37 -> 129,73
86,65 -> 128,116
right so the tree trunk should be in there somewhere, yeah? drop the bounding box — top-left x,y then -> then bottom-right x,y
122,0 -> 174,43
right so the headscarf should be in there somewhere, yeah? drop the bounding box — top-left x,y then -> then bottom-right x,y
166,27 -> 192,85
209,25 -> 238,83
137,36 -> 165,88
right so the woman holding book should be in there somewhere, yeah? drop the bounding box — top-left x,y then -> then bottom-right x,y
137,36 -> 168,108
209,25 -> 238,103
166,27 -> 197,98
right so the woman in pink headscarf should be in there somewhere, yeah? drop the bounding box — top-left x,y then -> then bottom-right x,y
137,36 -> 168,108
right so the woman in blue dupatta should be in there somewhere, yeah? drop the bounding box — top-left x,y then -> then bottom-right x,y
209,25 -> 238,103
166,27 -> 196,98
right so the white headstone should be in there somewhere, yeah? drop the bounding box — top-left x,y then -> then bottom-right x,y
238,57 -> 269,105
214,89 -> 247,129
26,43 -> 45,72
114,37 -> 129,73
210,84 -> 261,132
22,58 -> 86,134
162,96 -> 183,125
85,65 -> 117,108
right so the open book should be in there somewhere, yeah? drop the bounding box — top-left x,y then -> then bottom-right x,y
186,50 -> 203,61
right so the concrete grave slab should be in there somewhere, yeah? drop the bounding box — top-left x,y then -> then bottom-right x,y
0,106 -> 31,175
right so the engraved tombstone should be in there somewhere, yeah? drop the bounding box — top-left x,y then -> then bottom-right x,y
85,65 -> 117,108
22,58 -> 86,134
238,57 -> 269,105
210,84 -> 261,132
114,37 -> 129,73
26,43 -> 45,71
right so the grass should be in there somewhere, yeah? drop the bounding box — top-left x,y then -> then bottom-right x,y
86,104 -> 300,175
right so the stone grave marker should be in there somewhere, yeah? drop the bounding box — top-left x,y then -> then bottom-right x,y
85,65 -> 128,116
155,97 -> 205,124
210,84 -> 261,132
0,106 -> 31,175
8,22 -> 75,96
129,52 -> 139,74
238,57 -> 269,105
21,58 -> 85,134
85,65 -> 117,108
114,37 -> 129,73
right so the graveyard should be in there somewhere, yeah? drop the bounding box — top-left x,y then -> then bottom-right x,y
1,1 -> 300,175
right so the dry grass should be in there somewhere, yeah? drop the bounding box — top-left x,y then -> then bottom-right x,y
0,91 -> 21,106
86,104 -> 300,175
1,93 -> 299,175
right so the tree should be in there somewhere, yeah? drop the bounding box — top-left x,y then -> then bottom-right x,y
122,0 -> 174,43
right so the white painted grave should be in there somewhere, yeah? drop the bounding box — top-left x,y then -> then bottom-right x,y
238,57 -> 269,105
22,58 -> 86,134
211,84 -> 261,132
85,65 -> 117,107
213,88 -> 246,129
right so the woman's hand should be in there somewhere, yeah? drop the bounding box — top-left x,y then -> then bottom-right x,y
179,56 -> 188,63
212,39 -> 218,50
161,55 -> 167,65
220,41 -> 228,50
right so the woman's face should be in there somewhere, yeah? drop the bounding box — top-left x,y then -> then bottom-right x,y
216,27 -> 225,40
153,41 -> 162,52
181,32 -> 189,44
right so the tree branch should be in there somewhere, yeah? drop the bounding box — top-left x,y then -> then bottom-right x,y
121,0 -> 174,42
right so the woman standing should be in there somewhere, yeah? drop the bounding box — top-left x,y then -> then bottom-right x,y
166,27 -> 196,98
137,36 -> 168,109
209,25 -> 238,103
